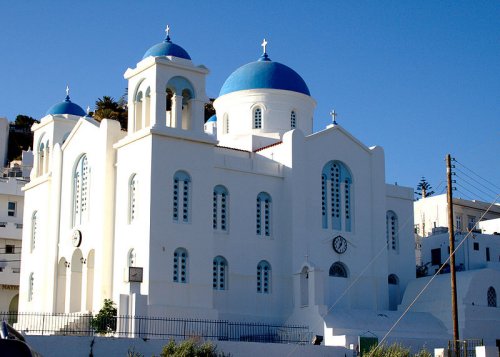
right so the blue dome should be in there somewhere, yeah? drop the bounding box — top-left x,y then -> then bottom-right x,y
143,35 -> 191,60
219,55 -> 310,96
207,114 -> 217,123
46,95 -> 86,117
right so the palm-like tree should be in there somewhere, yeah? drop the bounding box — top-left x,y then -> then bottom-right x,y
93,96 -> 128,130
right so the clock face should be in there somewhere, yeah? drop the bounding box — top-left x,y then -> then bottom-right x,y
129,267 -> 143,283
332,235 -> 347,254
72,230 -> 82,247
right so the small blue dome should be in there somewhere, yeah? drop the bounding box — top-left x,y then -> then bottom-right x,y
207,114 -> 217,123
46,95 -> 86,117
219,55 -> 310,97
143,35 -> 191,60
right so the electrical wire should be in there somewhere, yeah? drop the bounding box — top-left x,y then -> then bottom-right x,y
371,193 -> 500,354
454,159 -> 500,191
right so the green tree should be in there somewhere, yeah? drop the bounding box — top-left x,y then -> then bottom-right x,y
92,96 -> 128,130
13,114 -> 39,127
91,299 -> 117,334
415,177 -> 435,199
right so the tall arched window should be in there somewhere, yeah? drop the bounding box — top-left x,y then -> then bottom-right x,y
487,286 -> 497,307
321,161 -> 353,231
253,107 -> 262,129
257,260 -> 271,294
329,262 -> 348,278
386,211 -> 398,251
73,155 -> 90,227
213,185 -> 229,231
173,248 -> 188,283
37,138 -> 45,176
256,192 -> 272,237
213,256 -> 228,290
31,211 -> 38,252
290,110 -> 296,129
28,273 -> 34,301
129,174 -> 138,223
173,171 -> 191,223
135,91 -> 143,131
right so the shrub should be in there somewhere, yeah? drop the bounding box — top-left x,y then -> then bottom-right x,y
91,299 -> 117,334
160,338 -> 228,357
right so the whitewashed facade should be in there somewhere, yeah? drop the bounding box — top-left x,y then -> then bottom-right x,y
17,32 -> 422,344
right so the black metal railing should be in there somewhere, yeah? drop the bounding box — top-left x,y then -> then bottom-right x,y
448,339 -> 484,357
0,312 -> 311,344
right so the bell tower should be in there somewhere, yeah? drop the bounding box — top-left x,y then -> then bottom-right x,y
124,27 -> 210,135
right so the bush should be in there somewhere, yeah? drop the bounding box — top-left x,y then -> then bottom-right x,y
367,343 -> 432,357
160,338 -> 228,357
91,299 -> 117,334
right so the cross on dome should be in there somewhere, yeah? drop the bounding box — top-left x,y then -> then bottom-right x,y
65,85 -> 71,101
261,39 -> 268,54
165,24 -> 171,42
86,106 -> 91,116
330,109 -> 338,125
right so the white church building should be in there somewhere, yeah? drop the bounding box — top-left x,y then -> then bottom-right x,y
18,29 -> 430,344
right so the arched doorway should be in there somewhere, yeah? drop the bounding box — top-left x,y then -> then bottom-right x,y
300,266 -> 309,307
388,274 -> 400,310
8,294 -> 18,324
70,250 -> 83,312
86,250 -> 95,312
56,258 -> 67,313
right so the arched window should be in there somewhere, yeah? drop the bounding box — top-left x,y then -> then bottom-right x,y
290,110 -> 296,129
128,249 -> 136,267
388,274 -> 399,285
386,211 -> 398,251
31,211 -> 38,252
173,171 -> 191,223
253,107 -> 262,129
213,185 -> 229,231
300,266 -> 309,307
37,137 -> 45,176
28,273 -> 34,301
73,155 -> 90,227
487,286 -> 497,307
173,248 -> 188,283
321,161 -> 353,231
135,91 -> 143,131
256,192 -> 272,237
329,262 -> 348,278
257,260 -> 271,294
129,174 -> 138,223
213,256 -> 228,290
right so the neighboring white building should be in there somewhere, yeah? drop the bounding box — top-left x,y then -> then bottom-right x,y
0,149 -> 33,313
410,195 -> 500,347
414,194 -> 500,238
17,30 -> 444,346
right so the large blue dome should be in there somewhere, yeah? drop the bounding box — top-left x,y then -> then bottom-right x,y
219,55 -> 310,97
46,95 -> 86,117
143,35 -> 191,60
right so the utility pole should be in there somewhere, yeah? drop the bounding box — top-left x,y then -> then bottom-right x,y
446,154 -> 459,354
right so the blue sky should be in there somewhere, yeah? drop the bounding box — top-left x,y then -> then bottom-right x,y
1,1 -> 498,199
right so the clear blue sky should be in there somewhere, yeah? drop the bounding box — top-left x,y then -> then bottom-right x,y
1,1 -> 498,199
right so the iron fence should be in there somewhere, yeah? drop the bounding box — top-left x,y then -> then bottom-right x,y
0,312 -> 311,344
448,339 -> 484,357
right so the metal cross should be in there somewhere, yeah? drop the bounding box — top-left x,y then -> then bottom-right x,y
330,109 -> 338,125
261,38 -> 268,54
66,85 -> 70,97
165,25 -> 170,37
86,106 -> 90,115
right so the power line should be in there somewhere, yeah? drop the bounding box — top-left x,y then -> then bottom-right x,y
454,159 -> 500,191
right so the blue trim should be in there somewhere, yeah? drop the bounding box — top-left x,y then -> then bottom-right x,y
219,60 -> 310,96
207,114 -> 217,123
